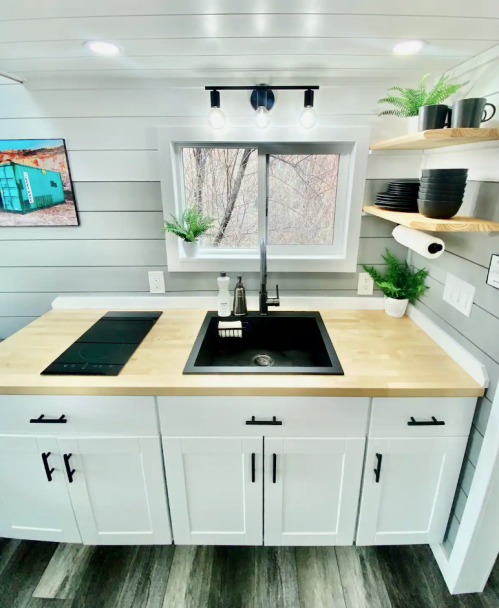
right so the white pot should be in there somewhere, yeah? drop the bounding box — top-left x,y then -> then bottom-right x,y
384,297 -> 409,318
182,240 -> 199,258
407,116 -> 420,134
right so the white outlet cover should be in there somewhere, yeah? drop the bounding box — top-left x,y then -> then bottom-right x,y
443,272 -> 475,317
148,271 -> 165,294
357,272 -> 374,295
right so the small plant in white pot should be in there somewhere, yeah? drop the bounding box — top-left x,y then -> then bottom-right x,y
377,74 -> 468,134
164,207 -> 214,259
363,249 -> 429,318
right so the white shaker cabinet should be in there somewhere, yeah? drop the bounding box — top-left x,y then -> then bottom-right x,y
264,437 -> 365,546
162,436 -> 263,545
357,436 -> 468,545
58,436 -> 172,545
0,435 -> 81,543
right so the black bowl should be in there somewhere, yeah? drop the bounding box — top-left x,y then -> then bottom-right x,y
419,183 -> 467,194
418,192 -> 464,203
418,198 -> 463,219
420,175 -> 468,185
421,168 -> 468,177
419,183 -> 466,194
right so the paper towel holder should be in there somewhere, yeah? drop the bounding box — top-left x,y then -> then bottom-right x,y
392,225 -> 445,260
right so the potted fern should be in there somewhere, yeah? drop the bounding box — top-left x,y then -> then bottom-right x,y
164,207 -> 214,258
363,249 -> 429,318
378,74 -> 468,134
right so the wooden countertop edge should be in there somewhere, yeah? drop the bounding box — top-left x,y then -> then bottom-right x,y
0,386 -> 484,397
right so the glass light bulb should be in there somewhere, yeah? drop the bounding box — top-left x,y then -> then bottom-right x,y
254,106 -> 271,129
299,106 -> 318,129
208,107 -> 226,129
392,40 -> 425,55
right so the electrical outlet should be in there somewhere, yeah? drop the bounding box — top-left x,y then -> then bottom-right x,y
358,272 -> 374,295
443,273 -> 475,317
148,271 -> 165,294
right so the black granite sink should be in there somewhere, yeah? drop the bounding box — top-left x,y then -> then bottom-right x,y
183,311 -> 344,375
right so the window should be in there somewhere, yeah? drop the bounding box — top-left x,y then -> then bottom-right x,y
158,127 -> 369,272
268,154 -> 339,246
181,148 -> 258,248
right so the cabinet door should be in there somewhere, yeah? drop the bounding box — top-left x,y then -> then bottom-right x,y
162,437 -> 262,545
58,436 -> 172,545
357,436 -> 467,545
264,437 -> 365,546
0,435 -> 81,543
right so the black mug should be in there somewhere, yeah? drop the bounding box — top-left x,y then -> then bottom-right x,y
418,104 -> 451,130
451,98 -> 496,128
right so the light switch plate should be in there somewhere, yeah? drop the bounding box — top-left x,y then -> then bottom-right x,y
486,254 -> 499,290
443,273 -> 475,317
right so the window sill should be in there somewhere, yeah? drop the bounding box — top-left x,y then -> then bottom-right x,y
170,253 -> 356,273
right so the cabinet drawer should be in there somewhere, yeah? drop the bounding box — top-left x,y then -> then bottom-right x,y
158,396 -> 369,437
369,397 -> 476,438
0,395 -> 158,436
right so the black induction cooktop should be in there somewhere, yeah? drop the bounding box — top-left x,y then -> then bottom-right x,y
41,311 -> 162,376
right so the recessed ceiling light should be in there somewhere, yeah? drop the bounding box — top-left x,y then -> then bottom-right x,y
84,41 -> 122,56
393,40 -> 425,55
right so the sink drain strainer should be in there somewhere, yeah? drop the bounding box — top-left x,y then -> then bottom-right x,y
252,354 -> 274,367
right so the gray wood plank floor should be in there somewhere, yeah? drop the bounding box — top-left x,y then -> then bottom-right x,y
0,540 -> 498,608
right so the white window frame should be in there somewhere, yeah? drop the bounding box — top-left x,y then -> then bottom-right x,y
157,127 -> 370,272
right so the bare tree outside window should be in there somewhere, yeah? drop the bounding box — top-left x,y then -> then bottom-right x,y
181,148 -> 339,249
182,148 -> 258,248
268,154 -> 339,245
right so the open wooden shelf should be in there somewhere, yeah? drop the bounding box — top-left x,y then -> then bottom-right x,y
370,128 -> 499,151
363,206 -> 499,232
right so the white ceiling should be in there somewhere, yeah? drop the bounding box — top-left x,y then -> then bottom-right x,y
0,0 -> 498,84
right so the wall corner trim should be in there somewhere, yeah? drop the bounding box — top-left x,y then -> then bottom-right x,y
406,304 -> 489,388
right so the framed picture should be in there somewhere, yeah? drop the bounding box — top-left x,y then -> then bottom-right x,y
0,138 -> 79,226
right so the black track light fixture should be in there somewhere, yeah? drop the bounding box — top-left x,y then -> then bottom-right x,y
205,85 -> 319,129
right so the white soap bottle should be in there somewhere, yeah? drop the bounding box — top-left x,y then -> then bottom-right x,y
217,272 -> 231,317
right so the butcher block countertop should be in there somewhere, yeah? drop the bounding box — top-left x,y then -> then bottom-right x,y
0,308 -> 484,398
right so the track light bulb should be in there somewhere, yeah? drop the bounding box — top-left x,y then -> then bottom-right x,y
208,107 -> 226,129
255,106 -> 270,129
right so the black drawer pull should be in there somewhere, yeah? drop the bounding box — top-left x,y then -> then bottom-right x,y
407,416 -> 445,427
273,453 -> 277,484
374,453 -> 382,483
30,414 -> 67,424
246,416 -> 282,426
63,453 -> 75,483
251,453 -> 255,483
41,452 -> 55,482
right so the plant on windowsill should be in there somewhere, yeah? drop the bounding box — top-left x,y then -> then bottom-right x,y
363,249 -> 429,318
164,207 -> 215,259
377,74 -> 468,134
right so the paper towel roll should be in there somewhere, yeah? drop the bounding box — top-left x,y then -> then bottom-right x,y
392,225 -> 445,259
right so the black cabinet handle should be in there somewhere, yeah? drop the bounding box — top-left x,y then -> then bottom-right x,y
251,453 -> 256,483
407,416 -> 445,426
374,453 -> 382,483
41,452 -> 55,482
30,414 -> 67,424
246,416 -> 282,426
273,453 -> 277,484
63,453 -> 75,484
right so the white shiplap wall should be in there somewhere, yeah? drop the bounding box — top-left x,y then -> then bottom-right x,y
0,79 -> 422,338
411,47 -> 499,555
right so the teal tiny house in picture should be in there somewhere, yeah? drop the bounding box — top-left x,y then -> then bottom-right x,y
0,161 -> 65,214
